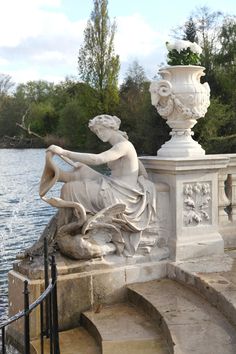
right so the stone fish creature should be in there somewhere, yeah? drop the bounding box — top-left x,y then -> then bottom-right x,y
26,114 -> 161,260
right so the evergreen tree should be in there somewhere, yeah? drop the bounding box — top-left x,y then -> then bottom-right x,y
78,0 -> 120,113
183,17 -> 198,43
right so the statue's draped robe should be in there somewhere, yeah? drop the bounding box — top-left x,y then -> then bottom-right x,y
60,174 -> 158,255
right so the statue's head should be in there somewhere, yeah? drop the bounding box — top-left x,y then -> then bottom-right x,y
89,115 -> 128,140
89,115 -> 121,132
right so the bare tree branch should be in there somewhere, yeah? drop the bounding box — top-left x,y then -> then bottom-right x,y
16,108 -> 44,140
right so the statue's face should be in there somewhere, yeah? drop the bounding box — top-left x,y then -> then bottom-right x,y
93,125 -> 112,142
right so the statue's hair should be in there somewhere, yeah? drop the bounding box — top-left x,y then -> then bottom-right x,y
89,114 -> 128,140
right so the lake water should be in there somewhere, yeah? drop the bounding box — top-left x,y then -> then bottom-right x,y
0,149 -> 62,325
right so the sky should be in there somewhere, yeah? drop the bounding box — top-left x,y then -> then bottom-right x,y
0,0 -> 235,85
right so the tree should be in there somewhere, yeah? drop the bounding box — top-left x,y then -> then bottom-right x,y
123,60 -> 147,89
119,61 -> 169,154
183,17 -> 198,43
0,74 -> 14,114
191,6 -> 223,84
216,16 -> 236,66
0,74 -> 14,95
168,8 -> 236,154
58,82 -> 101,149
16,80 -> 55,103
171,7 -> 223,86
0,95 -> 25,137
78,0 -> 120,112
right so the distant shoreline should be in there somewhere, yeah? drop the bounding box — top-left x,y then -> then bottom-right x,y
0,136 -> 45,149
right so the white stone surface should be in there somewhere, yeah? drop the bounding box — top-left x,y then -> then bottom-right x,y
39,115 -> 165,260
216,154 -> 236,247
141,155 -> 229,261
150,65 -> 210,157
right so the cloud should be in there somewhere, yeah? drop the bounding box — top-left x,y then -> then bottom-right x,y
0,1 -> 60,47
7,67 -> 43,83
0,1 -> 86,47
0,56 -> 9,66
32,51 -> 66,63
0,3 -> 169,83
115,13 -> 167,61
0,0 -> 86,82
115,13 -> 169,80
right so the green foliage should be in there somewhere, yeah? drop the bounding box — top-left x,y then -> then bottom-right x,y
16,80 -> 55,103
213,17 -> 236,103
0,95 -> 26,137
118,61 -> 169,154
78,0 -> 120,112
58,82 -> 102,149
59,100 -> 86,147
216,17 -> 236,65
28,101 -> 57,136
194,98 -> 234,151
207,135 -> 236,154
167,47 -> 201,66
0,74 -> 16,135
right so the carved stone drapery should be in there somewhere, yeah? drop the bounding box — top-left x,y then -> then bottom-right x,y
183,182 -> 212,227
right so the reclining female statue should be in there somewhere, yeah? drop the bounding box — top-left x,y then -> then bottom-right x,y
33,115 -> 164,260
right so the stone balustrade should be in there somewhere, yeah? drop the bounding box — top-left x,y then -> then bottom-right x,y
141,153 -> 236,261
218,154 -> 236,248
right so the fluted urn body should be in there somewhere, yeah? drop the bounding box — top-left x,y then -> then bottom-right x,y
150,65 -> 210,157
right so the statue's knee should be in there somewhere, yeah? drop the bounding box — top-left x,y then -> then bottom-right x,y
61,182 -> 70,198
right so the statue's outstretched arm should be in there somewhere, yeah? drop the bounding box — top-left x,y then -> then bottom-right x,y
47,143 -> 127,166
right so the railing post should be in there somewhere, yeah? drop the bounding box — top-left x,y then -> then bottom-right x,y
23,280 -> 30,354
51,255 -> 60,354
44,236 -> 49,337
40,302 -> 44,354
218,172 -> 231,224
0,244 -> 61,354
1,327 -> 6,354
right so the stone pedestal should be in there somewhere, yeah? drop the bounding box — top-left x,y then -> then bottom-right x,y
157,130 -> 205,158
7,250 -> 168,348
140,155 -> 229,261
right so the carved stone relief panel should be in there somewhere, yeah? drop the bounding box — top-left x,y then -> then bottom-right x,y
183,182 -> 212,227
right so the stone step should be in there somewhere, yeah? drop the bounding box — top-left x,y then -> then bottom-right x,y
128,279 -> 236,354
168,253 -> 236,326
81,302 -> 170,354
31,327 -> 100,354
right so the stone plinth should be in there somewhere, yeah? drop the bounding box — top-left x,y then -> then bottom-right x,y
140,155 -> 229,261
7,250 -> 168,348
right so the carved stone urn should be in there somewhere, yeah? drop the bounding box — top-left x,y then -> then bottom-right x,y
150,65 -> 210,157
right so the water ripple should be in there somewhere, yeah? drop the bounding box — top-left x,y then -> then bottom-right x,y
0,149 -> 59,324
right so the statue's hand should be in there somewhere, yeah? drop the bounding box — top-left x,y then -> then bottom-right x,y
47,144 -> 64,156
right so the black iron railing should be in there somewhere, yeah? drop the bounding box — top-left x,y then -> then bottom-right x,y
0,237 -> 60,354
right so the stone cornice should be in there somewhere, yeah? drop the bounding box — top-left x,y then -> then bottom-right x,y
139,155 -> 230,174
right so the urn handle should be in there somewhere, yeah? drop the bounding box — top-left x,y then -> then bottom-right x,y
149,80 -> 174,117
